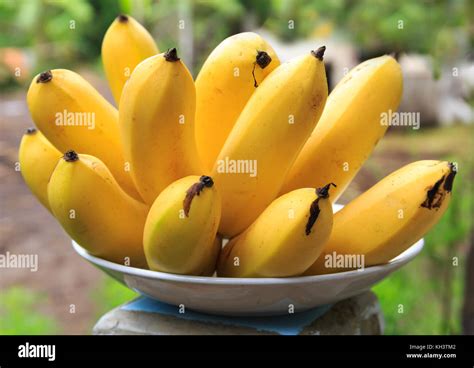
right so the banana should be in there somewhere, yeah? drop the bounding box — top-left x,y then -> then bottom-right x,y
102,14 -> 159,105
304,160 -> 456,275
119,48 -> 202,205
201,235 -> 223,276
26,69 -> 141,201
48,151 -> 149,268
18,128 -> 62,212
143,175 -> 221,276
195,32 -> 280,171
217,183 -> 334,278
280,55 -> 403,201
211,47 -> 328,237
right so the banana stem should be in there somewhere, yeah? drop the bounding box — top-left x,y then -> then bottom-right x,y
36,70 -> 52,83
305,183 -> 336,236
164,48 -> 180,62
26,127 -> 37,135
117,14 -> 129,23
421,163 -> 457,209
183,175 -> 214,217
63,150 -> 79,162
444,162 -> 457,192
252,51 -> 272,87
311,46 -> 326,61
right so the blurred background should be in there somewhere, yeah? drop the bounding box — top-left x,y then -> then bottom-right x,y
0,0 -> 473,335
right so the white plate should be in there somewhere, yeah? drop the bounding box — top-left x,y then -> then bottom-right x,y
71,203 -> 424,316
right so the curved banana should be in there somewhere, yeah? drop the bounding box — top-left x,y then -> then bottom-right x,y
26,69 -> 141,201
48,151 -> 149,268
217,184 -> 334,278
18,127 -> 61,212
119,48 -> 202,204
280,55 -> 403,201
304,160 -> 456,275
195,32 -> 280,170
102,14 -> 159,105
211,47 -> 328,237
201,235 -> 223,276
143,175 -> 221,276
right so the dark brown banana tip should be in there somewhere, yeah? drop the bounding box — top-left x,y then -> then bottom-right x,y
305,183 -> 336,235
421,176 -> 445,209
36,70 -> 52,83
256,51 -> 272,69
164,48 -> 180,62
311,46 -> 326,61
117,14 -> 129,23
26,127 -> 37,135
444,162 -> 457,192
316,182 -> 337,199
63,150 -> 79,162
252,51 -> 273,87
183,176 -> 214,217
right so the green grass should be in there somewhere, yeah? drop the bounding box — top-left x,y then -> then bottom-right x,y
91,275 -> 137,319
0,287 -> 58,335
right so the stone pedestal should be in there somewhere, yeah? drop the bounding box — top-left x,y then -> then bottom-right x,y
93,291 -> 384,335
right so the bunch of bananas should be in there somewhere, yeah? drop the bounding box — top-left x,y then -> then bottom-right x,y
20,15 -> 456,278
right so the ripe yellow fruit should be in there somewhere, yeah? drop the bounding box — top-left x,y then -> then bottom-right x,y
143,175 -> 221,276
195,32 -> 280,170
217,184 -> 334,277
119,48 -> 202,204
304,160 -> 456,275
280,55 -> 403,201
102,14 -> 159,105
201,235 -> 223,276
48,151 -> 149,268
18,128 -> 61,212
211,47 -> 328,237
27,69 -> 141,201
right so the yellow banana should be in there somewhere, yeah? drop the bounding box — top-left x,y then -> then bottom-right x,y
18,128 -> 62,212
119,48 -> 202,204
48,151 -> 149,268
280,55 -> 403,201
143,175 -> 221,276
27,69 -> 141,201
304,160 -> 456,275
211,47 -> 328,237
102,14 -> 159,105
217,183 -> 334,278
195,32 -> 280,171
201,235 -> 223,276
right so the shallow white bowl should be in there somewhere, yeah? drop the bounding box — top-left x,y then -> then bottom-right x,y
72,203 -> 424,316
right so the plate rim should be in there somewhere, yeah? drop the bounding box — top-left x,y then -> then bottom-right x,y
71,238 -> 424,286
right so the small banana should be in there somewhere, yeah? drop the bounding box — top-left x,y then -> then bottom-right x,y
280,55 -> 403,201
48,151 -> 149,268
27,69 -> 141,201
304,160 -> 456,275
195,32 -> 280,170
217,183 -> 334,278
119,48 -> 202,205
143,175 -> 221,276
18,128 -> 62,212
211,47 -> 328,237
102,14 -> 159,105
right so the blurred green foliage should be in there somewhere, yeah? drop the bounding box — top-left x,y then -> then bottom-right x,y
0,0 -> 121,67
92,275 -> 137,318
0,287 -> 58,334
0,0 -> 469,74
270,0 -> 468,54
